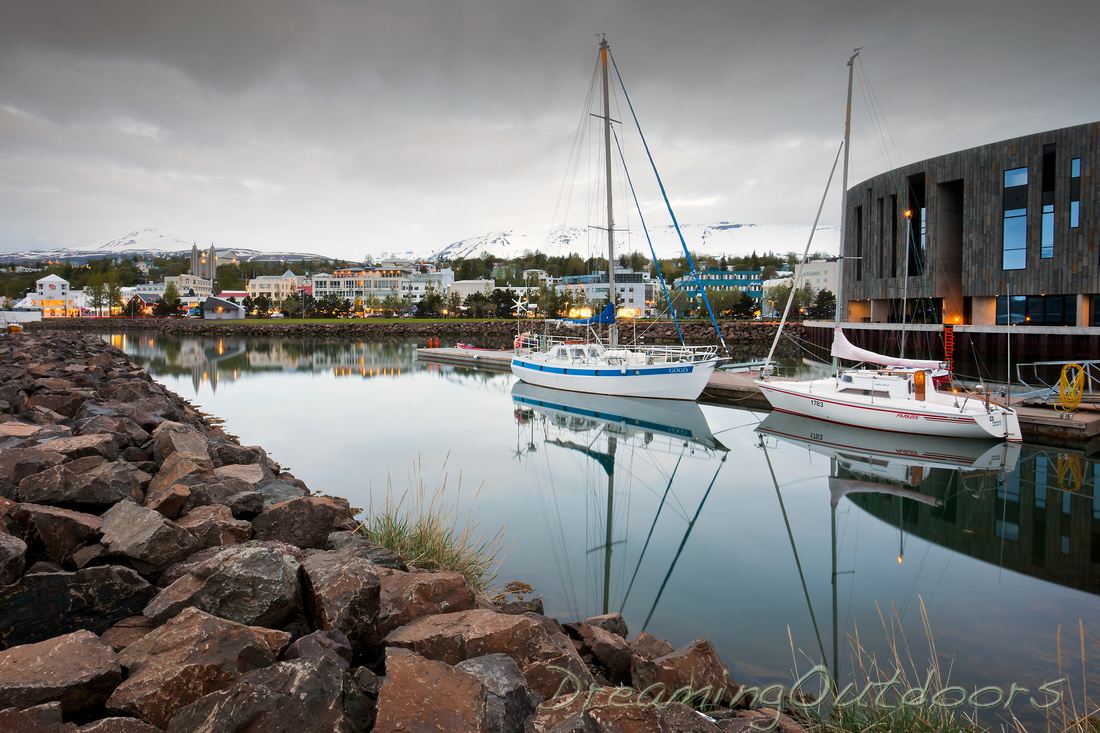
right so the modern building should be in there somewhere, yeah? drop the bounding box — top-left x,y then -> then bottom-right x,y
841,121 -> 1099,327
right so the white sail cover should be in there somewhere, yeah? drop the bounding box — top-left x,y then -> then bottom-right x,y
830,327 -> 943,369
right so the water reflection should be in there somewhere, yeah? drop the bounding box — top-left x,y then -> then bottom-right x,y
106,332 -> 422,392
511,383 -> 729,627
104,332 -> 1100,725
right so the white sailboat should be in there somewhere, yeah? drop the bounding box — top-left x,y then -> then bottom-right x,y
757,51 -> 1021,441
510,37 -> 721,401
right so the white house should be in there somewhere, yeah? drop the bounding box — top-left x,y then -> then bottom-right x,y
202,296 -> 245,320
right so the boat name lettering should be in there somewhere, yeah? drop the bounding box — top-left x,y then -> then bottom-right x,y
809,433 -> 824,441
896,449 -> 919,455
667,366 -> 692,374
810,399 -> 824,408
898,413 -> 919,420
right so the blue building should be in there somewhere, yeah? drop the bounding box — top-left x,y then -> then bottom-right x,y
673,269 -> 764,299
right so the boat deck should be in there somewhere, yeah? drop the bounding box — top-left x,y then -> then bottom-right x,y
415,347 -> 1100,452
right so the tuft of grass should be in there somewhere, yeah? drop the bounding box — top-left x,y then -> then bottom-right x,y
793,600 -> 984,733
1011,620 -> 1100,733
357,455 -> 509,594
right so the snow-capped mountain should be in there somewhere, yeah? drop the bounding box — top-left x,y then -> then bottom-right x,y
0,221 -> 839,266
428,222 -> 839,262
0,228 -> 330,265
95,227 -> 194,254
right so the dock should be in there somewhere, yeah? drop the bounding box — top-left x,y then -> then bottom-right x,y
415,347 -> 1100,452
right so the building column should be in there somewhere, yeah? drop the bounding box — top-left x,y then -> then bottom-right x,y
971,296 -> 997,325
1077,293 -> 1090,327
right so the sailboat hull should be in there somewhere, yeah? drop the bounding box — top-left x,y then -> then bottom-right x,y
511,354 -> 717,401
758,377 -> 1022,441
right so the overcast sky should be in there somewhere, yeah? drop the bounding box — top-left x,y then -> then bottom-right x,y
2,0 -> 1098,261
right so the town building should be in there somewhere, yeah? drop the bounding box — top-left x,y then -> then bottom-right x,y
190,243 -> 217,281
840,121 -> 1100,327
27,274 -> 81,317
404,268 -> 455,303
202,296 -> 246,320
672,269 -> 764,299
794,259 -> 839,295
247,270 -> 306,305
311,266 -> 413,311
561,269 -> 650,317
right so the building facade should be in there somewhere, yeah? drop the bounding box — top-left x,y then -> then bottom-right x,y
841,121 -> 1099,327
673,269 -> 764,299
190,243 -> 217,281
29,274 -> 81,317
311,267 -> 412,310
247,270 -> 305,304
561,269 -> 650,317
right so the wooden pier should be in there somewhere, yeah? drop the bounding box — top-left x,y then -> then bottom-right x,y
416,347 -> 1100,452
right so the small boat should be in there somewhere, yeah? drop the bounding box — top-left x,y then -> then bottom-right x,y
757,51 -> 1021,441
755,410 -> 1021,476
511,37 -> 722,401
759,326 -> 1022,440
2,315 -> 22,334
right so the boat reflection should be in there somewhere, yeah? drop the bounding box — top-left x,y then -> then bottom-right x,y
510,382 -> 728,625
754,411 -> 1099,693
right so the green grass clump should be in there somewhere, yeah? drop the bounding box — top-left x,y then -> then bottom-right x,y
357,457 -> 508,594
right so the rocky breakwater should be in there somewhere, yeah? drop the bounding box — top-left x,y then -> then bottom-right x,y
29,316 -> 803,349
0,331 -> 807,732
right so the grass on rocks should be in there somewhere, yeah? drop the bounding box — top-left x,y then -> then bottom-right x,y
790,600 -> 1100,733
357,456 -> 508,594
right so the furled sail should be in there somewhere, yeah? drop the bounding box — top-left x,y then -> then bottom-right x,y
830,327 -> 943,370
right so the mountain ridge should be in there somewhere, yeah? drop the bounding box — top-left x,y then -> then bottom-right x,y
0,222 -> 839,266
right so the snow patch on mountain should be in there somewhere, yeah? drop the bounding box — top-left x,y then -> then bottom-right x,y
428,222 -> 839,262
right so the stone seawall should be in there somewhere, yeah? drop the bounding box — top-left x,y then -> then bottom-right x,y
0,331 -> 806,732
28,316 -> 804,350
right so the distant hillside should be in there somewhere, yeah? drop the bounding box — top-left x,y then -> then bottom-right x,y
427,222 -> 839,262
0,227 -> 332,266
0,222 -> 839,266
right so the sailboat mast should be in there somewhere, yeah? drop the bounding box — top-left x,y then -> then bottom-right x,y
600,36 -> 618,348
832,48 -> 861,373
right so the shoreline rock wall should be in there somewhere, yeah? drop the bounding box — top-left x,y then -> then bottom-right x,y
0,331 -> 806,732
27,316 -> 805,350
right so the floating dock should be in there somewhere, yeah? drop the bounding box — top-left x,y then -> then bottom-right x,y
415,347 -> 1100,452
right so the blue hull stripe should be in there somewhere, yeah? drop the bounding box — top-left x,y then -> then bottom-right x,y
511,359 -> 696,377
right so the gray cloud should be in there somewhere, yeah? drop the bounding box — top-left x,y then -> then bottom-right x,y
1,0 -> 1098,258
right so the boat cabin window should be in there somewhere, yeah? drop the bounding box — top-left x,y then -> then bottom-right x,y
588,347 -> 602,358
570,348 -> 586,360
838,388 -> 891,399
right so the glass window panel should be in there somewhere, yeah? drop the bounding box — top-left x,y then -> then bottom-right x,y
1046,297 -> 1063,324
1042,204 -> 1054,258
1071,201 -> 1080,228
1004,167 -> 1028,187
1072,158 -> 1081,177
1002,214 -> 1027,270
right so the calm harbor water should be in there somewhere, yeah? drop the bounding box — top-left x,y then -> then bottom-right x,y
105,331 -> 1100,726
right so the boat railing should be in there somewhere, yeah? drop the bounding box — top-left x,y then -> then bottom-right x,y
1015,359 -> 1100,403
513,333 -> 718,363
